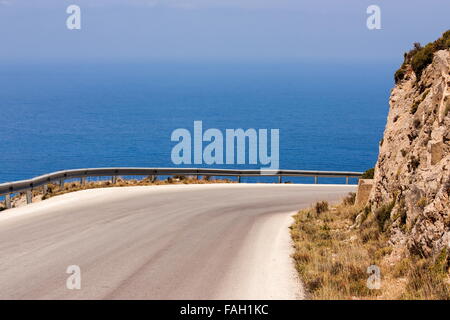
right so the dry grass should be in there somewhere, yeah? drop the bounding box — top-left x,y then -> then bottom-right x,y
290,194 -> 450,300
43,175 -> 235,200
3,175 -> 236,209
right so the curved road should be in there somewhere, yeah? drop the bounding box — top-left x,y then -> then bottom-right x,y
0,184 -> 355,299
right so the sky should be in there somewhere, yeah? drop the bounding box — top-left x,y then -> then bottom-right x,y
0,0 -> 449,64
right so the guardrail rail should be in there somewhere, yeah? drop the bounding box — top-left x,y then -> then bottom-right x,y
0,167 -> 363,209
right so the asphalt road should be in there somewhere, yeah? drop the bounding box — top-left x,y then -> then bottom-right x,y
0,184 -> 356,299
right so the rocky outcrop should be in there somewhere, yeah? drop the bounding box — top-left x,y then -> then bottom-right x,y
369,44 -> 450,257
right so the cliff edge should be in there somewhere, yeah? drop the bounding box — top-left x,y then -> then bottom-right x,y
370,31 -> 450,258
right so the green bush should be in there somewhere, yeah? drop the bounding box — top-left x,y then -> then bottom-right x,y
361,168 -> 375,179
411,43 -> 435,79
395,30 -> 450,83
394,65 -> 407,83
375,201 -> 395,232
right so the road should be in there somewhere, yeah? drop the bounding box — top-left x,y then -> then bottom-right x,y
0,183 -> 356,299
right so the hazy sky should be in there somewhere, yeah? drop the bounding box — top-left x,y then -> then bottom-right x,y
0,0 -> 448,63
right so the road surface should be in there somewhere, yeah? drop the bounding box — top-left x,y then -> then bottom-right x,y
0,183 -> 355,299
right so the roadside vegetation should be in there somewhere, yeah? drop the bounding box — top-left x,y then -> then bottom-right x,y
360,168 -> 374,179
395,30 -> 450,83
290,194 -> 450,299
0,175 -> 235,210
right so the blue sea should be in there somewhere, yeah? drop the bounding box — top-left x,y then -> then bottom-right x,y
0,61 -> 394,184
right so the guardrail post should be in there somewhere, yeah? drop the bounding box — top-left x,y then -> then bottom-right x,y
26,190 -> 32,204
5,194 -> 11,209
346,176 -> 349,184
43,184 -> 48,194
80,177 -> 86,185
237,176 -> 241,183
59,178 -> 65,188
278,175 -> 282,183
314,176 -> 318,184
112,176 -> 117,184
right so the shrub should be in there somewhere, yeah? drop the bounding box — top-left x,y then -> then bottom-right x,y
395,30 -> 450,82
361,168 -> 375,179
394,65 -> 407,83
343,192 -> 356,206
315,201 -> 329,214
411,43 -> 435,79
375,201 -> 395,232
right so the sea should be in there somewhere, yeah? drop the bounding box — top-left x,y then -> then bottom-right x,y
0,61 -> 395,184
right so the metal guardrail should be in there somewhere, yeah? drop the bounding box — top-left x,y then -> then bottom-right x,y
0,167 -> 363,208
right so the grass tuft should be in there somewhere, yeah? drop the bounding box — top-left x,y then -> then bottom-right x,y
314,201 -> 329,214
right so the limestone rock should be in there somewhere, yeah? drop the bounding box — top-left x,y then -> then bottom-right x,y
369,49 -> 450,257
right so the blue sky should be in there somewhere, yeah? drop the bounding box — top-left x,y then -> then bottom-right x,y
0,0 -> 448,63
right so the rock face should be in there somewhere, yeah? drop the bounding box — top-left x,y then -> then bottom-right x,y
370,49 -> 450,257
355,179 -> 374,205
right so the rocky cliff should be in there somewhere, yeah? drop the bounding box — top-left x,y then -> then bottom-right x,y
370,32 -> 450,258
